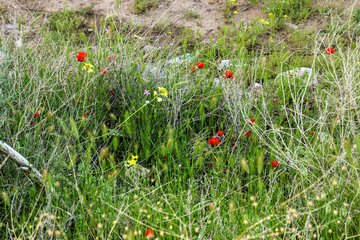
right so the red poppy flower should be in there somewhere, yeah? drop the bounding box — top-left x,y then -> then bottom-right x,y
245,130 -> 251,138
145,229 -> 155,239
101,68 -> 107,74
208,137 -> 221,147
191,66 -> 196,72
326,47 -> 335,55
33,111 -> 40,119
196,62 -> 205,69
271,160 -> 280,168
76,51 -> 88,62
224,70 -> 234,79
217,130 -> 224,137
249,117 -> 255,124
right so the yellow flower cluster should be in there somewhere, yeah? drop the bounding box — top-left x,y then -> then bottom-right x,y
154,87 -> 168,102
82,62 -> 94,73
260,19 -> 270,25
127,155 -> 139,166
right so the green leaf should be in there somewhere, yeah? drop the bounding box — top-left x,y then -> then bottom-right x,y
70,117 -> 79,140
257,151 -> 264,175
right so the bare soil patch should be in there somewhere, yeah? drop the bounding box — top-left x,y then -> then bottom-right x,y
0,0 -> 264,37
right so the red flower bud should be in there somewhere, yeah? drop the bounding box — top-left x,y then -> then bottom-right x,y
196,62 -> 205,69
217,130 -> 224,137
145,229 -> 155,239
271,160 -> 280,168
33,111 -> 40,119
224,70 -> 234,79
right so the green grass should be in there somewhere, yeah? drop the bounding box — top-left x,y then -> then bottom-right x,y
185,10 -> 200,20
264,0 -> 314,22
353,7 -> 360,23
134,0 -> 159,14
0,8 -> 360,240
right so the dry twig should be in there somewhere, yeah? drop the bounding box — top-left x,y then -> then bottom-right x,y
0,140 -> 42,182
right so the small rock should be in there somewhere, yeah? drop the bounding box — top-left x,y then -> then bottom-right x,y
277,67 -> 318,89
282,67 -> 312,78
284,22 -> 298,31
218,60 -> 230,69
143,64 -> 165,80
143,45 -> 159,52
167,53 -> 194,65
4,24 -> 16,32
15,37 -> 23,48
247,82 -> 263,100
253,82 -> 263,94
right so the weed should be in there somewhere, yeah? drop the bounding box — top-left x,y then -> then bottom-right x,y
264,0 -> 314,22
134,0 -> 159,14
353,7 -> 360,23
49,9 -> 83,33
224,0 -> 238,23
1,5 -> 359,240
185,10 -> 200,20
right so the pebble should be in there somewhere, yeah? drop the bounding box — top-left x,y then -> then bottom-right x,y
284,22 -> 299,31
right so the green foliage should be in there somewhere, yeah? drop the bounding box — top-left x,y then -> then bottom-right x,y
224,0 -> 238,23
265,0 -> 314,22
353,7 -> 360,23
1,11 -> 359,240
49,9 -> 84,33
134,0 -> 159,14
47,7 -> 95,44
185,10 -> 200,20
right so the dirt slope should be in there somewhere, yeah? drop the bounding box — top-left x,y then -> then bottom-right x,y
1,0 -> 264,37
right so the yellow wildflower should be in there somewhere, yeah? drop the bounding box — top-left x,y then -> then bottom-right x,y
234,10 -> 239,14
231,0 -> 236,3
268,13 -> 273,17
283,15 -> 288,18
154,87 -> 168,102
82,62 -> 94,73
158,87 -> 168,98
260,19 -> 270,25
127,155 -> 138,166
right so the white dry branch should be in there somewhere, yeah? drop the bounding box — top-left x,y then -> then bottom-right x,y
0,140 -> 42,182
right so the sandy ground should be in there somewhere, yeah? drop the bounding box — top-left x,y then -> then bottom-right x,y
1,0 -> 359,40
1,0 -> 264,37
